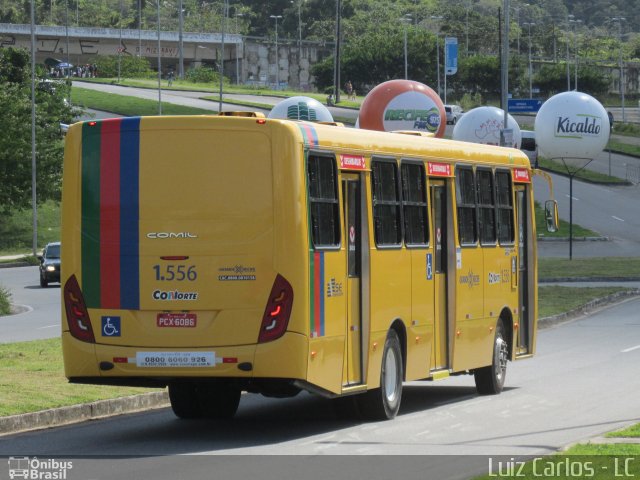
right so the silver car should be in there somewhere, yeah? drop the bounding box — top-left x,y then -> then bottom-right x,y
444,105 -> 464,125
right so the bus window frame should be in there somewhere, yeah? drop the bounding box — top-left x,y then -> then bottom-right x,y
476,166 -> 498,247
495,168 -> 516,246
306,150 -> 342,251
371,156 -> 403,250
400,159 -> 430,249
455,164 -> 479,248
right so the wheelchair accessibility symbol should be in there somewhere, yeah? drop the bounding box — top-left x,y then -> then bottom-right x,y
102,316 -> 121,337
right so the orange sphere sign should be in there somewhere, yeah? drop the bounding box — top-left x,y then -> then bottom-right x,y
357,80 -> 446,137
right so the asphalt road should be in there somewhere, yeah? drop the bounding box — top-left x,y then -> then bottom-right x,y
533,171 -> 640,257
2,296 -> 639,479
0,266 -> 60,343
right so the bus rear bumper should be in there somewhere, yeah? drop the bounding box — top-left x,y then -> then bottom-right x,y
63,331 -> 309,384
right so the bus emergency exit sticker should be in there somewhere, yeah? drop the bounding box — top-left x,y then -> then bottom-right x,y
513,168 -> 531,183
340,154 -> 366,170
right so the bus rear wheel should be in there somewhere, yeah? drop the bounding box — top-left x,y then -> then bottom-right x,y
474,319 -> 508,395
197,384 -> 241,419
169,382 -> 202,419
356,330 -> 403,420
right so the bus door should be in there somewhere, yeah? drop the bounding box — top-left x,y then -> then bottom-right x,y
515,184 -> 533,354
430,180 -> 449,370
342,173 -> 363,385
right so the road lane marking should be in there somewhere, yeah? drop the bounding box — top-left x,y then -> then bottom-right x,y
564,194 -> 579,201
612,216 -> 625,222
38,324 -> 59,329
621,345 -> 640,353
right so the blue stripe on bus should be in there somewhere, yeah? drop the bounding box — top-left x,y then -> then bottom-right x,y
119,117 -> 141,309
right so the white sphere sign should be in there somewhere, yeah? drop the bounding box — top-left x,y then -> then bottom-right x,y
452,106 -> 521,148
534,91 -> 609,159
268,96 -> 334,122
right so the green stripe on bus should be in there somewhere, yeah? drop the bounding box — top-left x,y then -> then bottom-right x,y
81,121 -> 102,308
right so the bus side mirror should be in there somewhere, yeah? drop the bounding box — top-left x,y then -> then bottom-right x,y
544,200 -> 559,233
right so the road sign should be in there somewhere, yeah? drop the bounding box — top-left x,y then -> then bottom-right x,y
508,98 -> 543,113
445,37 -> 458,75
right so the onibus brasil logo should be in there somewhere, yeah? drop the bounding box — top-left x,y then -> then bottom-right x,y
8,457 -> 73,479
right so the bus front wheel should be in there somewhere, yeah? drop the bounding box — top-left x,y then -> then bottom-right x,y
356,330 -> 403,420
474,319 -> 508,395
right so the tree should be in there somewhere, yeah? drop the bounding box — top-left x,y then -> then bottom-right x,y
0,48 -> 75,215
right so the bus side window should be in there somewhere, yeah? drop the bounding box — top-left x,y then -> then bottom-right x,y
400,162 -> 429,247
477,169 -> 496,245
456,166 -> 478,245
371,159 -> 402,247
495,170 -> 515,244
307,154 -> 340,248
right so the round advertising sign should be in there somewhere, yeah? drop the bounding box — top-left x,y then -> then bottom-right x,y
534,91 -> 609,159
357,80 -> 446,137
268,96 -> 334,122
452,106 -> 521,148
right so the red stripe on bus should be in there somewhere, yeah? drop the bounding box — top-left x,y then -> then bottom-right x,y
99,118 -> 122,308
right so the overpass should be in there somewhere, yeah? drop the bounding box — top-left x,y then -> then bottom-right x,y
0,23 -> 241,74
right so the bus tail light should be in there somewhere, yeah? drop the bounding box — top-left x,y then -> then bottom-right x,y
64,274 -> 95,343
258,274 -> 293,343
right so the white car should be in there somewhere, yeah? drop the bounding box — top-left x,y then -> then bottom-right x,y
444,105 -> 464,125
520,130 -> 538,166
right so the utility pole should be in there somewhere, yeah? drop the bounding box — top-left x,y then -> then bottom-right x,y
333,0 -> 342,103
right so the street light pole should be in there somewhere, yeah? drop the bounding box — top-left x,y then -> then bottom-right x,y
156,0 -> 162,115
235,12 -> 244,85
30,0 -> 38,256
612,17 -> 626,122
270,14 -> 283,91
523,21 -> 534,98
65,0 -> 69,79
568,18 -> 581,90
430,15 -> 443,98
138,0 -> 142,58
402,14 -> 412,80
178,0 -> 184,79
333,0 -> 341,103
501,0 -> 510,146
118,0 -> 123,83
219,0 -> 228,111
566,14 -> 573,91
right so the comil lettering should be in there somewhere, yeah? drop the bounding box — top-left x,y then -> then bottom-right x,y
555,115 -> 601,137
147,232 -> 198,239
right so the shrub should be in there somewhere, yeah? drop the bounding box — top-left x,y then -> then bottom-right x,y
94,55 -> 154,79
0,285 -> 11,316
185,66 -> 228,85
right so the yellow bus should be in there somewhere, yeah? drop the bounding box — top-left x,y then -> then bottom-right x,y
61,113 -> 557,420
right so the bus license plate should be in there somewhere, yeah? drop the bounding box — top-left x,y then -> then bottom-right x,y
157,313 -> 197,328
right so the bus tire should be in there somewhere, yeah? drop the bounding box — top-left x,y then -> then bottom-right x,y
169,382 -> 202,419
356,330 -> 403,420
474,319 -> 508,395
197,384 -> 241,419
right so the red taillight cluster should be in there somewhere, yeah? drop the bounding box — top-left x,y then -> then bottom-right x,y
64,274 -> 95,343
258,274 -> 294,343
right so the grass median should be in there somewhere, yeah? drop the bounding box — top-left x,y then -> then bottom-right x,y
0,338 -> 155,417
72,87 -> 215,116
539,257 -> 640,281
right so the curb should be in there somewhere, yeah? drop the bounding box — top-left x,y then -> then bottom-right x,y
537,236 -> 609,242
0,391 -> 169,437
540,276 -> 640,283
